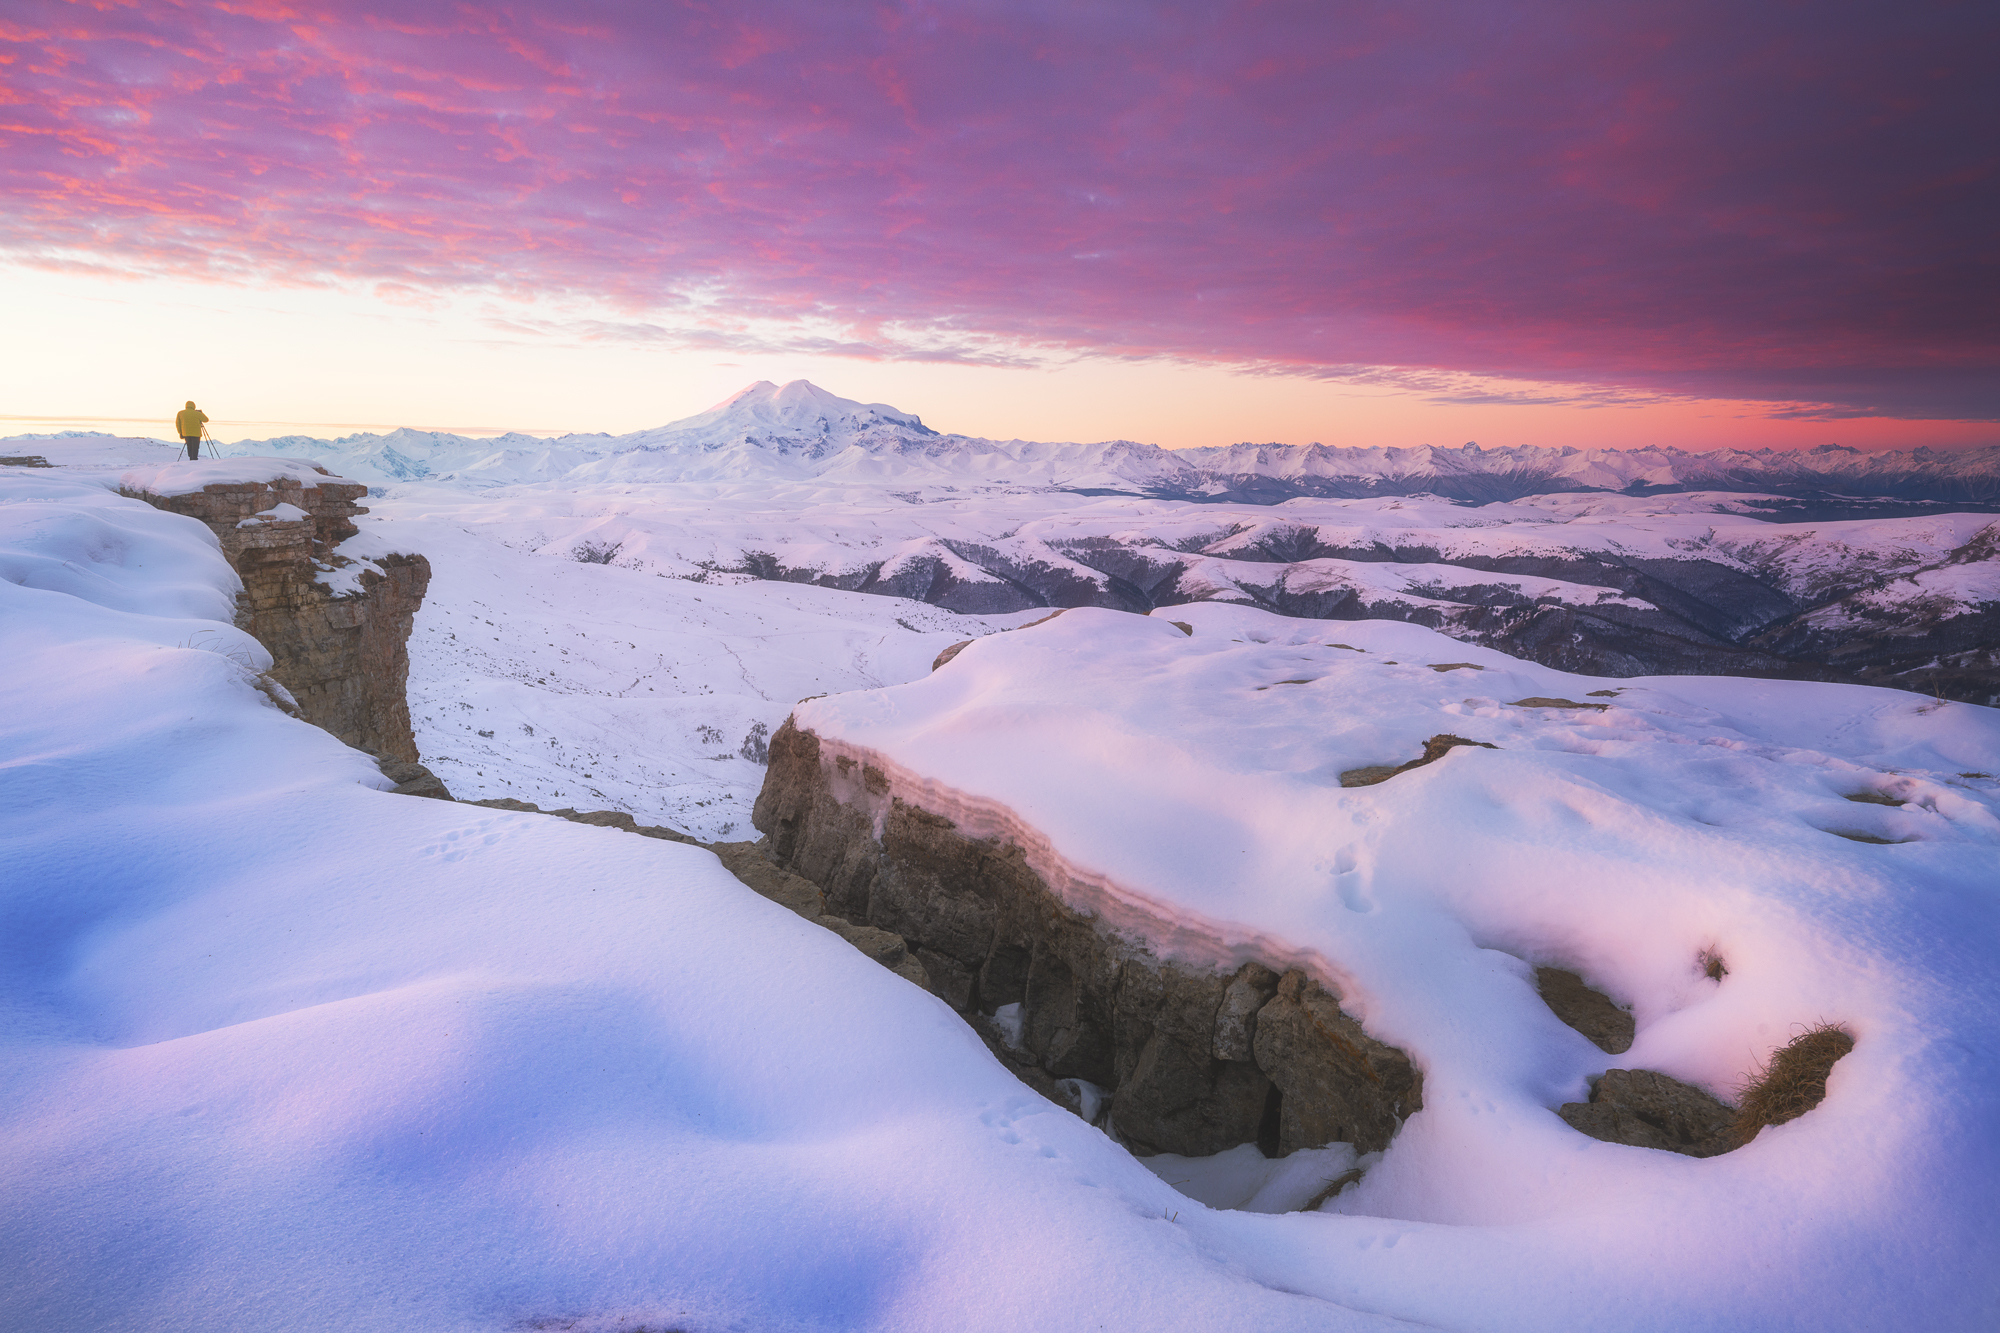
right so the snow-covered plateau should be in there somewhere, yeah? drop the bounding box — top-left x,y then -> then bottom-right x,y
13,381 -> 1996,709
5,398 -> 2000,1331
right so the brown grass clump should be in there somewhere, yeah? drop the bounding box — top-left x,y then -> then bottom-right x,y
1339,734 -> 1496,787
1698,949 -> 1728,981
1733,1023 -> 1854,1145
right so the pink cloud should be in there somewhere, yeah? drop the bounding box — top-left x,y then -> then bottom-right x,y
2,0 -> 1993,419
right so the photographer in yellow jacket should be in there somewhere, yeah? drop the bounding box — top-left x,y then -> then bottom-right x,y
174,401 -> 209,460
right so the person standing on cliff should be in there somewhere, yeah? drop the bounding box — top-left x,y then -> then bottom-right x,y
175,401 -> 209,460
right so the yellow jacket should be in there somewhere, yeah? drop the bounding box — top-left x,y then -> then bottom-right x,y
175,407 -> 208,436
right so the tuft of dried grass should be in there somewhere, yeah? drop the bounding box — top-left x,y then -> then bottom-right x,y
1306,1166 -> 1367,1212
1733,1023 -> 1854,1145
1338,734 -> 1496,787
1698,949 -> 1728,981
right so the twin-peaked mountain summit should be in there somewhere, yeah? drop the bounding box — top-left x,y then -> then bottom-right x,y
231,379 -> 1998,506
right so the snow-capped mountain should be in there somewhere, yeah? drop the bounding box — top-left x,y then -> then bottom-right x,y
563,380 -> 1202,490
179,379 -> 1999,506
1178,439 -> 2000,506
10,404 -> 1998,702
621,378 -> 937,455
203,381 -> 1202,492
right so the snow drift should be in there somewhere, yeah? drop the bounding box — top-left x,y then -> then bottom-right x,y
5,426 -> 2000,1329
0,470 -> 1414,1332
779,603 -> 2000,1327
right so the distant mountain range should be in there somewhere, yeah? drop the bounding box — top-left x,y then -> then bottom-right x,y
503,483 -> 2000,707
196,380 -> 1999,510
8,383 -> 1995,703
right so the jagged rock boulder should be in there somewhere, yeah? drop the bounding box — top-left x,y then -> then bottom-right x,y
1536,967 -> 1635,1054
1253,969 -> 1425,1155
1212,963 -> 1278,1061
1559,1068 -> 1735,1157
713,836 -> 927,988
821,917 -> 930,987
1111,1024 -> 1271,1155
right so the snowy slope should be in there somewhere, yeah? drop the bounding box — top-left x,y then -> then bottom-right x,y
793,603 -> 2000,1329
0,468 -> 1430,1333
383,497 -> 1049,838
7,431 -> 2000,1328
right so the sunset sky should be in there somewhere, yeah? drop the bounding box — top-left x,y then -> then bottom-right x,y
3,1 -> 1992,449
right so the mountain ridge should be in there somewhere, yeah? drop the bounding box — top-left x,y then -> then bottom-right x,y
15,379 -> 1999,506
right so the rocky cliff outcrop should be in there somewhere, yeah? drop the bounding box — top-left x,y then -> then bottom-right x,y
751,718 -> 1422,1159
125,467 -> 431,761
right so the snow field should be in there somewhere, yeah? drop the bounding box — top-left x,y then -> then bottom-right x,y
0,472 -> 248,625
794,603 -> 2000,1327
2,469 -> 1433,1332
366,492 -> 1048,838
398,481 -> 1997,602
119,455 -> 356,498
6,429 -> 2000,1328
17,431 -> 1999,650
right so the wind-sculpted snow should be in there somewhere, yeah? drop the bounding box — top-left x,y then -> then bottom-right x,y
788,604 -> 2000,1329
11,476 -> 1434,1332
8,426 -> 2000,1329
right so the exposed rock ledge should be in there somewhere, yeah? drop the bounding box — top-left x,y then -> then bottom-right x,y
382,725 -> 1829,1166
750,717 -> 1423,1158
123,466 -> 431,761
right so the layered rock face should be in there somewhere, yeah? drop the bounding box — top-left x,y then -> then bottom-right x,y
127,471 -> 431,761
752,719 -> 1423,1158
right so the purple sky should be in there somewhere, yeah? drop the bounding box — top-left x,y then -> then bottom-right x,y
3,1 -> 1994,440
